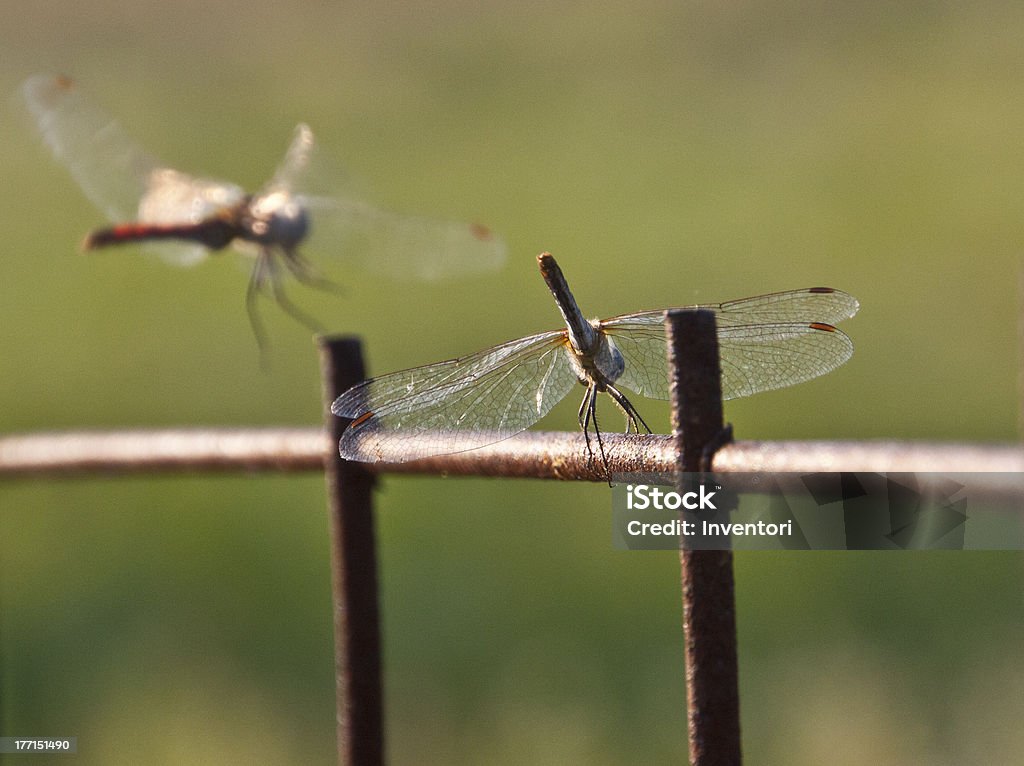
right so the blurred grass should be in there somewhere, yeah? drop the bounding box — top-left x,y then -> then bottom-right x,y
2,1 -> 1023,763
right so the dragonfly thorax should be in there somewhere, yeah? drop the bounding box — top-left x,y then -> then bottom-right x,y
566,326 -> 626,389
242,191 -> 310,250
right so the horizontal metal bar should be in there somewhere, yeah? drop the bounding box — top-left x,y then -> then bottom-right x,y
1,429 -> 1022,487
0,428 -> 328,476
713,439 -> 1024,474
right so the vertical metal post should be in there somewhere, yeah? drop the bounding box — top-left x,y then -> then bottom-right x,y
1018,259 -> 1024,440
318,337 -> 384,766
665,310 -> 742,766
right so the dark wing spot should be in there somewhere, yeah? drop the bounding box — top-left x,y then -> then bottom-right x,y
809,322 -> 837,332
469,223 -> 495,242
351,411 -> 376,429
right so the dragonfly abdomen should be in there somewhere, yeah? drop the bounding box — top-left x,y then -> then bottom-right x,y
83,215 -> 239,252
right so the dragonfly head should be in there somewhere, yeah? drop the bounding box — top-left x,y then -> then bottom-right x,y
244,191 -> 310,249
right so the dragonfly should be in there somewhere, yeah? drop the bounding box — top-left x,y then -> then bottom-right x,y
332,252 -> 859,474
20,74 -> 507,346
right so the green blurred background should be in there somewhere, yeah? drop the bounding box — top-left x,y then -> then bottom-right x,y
2,1 -> 1023,763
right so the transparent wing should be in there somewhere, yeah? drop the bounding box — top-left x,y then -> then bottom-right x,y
21,74 -> 244,267
263,124 -> 507,280
332,331 -> 579,462
602,288 -> 859,400
265,123 -> 317,194
137,169 -> 245,224
21,74 -> 160,222
303,196 -> 507,281
133,170 -> 246,266
705,287 -> 859,328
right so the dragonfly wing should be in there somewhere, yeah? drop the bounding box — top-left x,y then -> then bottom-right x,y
264,124 -> 317,193
137,169 -> 245,224
22,75 -> 247,268
302,195 -> 507,281
21,74 -> 160,223
703,287 -> 859,328
258,122 -> 505,280
603,287 -> 858,400
715,322 -> 854,399
332,331 -> 578,462
600,316 -> 675,399
134,169 -> 246,266
267,124 -> 506,279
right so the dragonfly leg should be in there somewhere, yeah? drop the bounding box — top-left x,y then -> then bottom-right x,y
577,383 -> 598,466
577,385 -> 595,466
281,248 -> 347,296
577,385 -> 612,480
263,250 -> 328,334
246,252 -> 271,355
590,400 -> 612,481
605,384 -> 653,435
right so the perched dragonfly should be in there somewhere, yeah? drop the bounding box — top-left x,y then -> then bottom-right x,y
20,74 -> 506,345
332,252 -> 859,472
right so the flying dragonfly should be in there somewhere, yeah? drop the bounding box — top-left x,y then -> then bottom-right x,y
332,252 -> 859,475
20,74 -> 507,346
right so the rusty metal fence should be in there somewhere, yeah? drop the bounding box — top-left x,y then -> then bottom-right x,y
2,312 -> 1022,765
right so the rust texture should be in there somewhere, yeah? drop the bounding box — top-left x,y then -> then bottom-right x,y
666,309 -> 742,766
319,337 -> 383,766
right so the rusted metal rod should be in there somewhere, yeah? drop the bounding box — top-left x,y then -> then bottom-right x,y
319,337 -> 383,766
0,428 -> 328,475
666,309 -> 742,766
2,430 -> 1023,488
